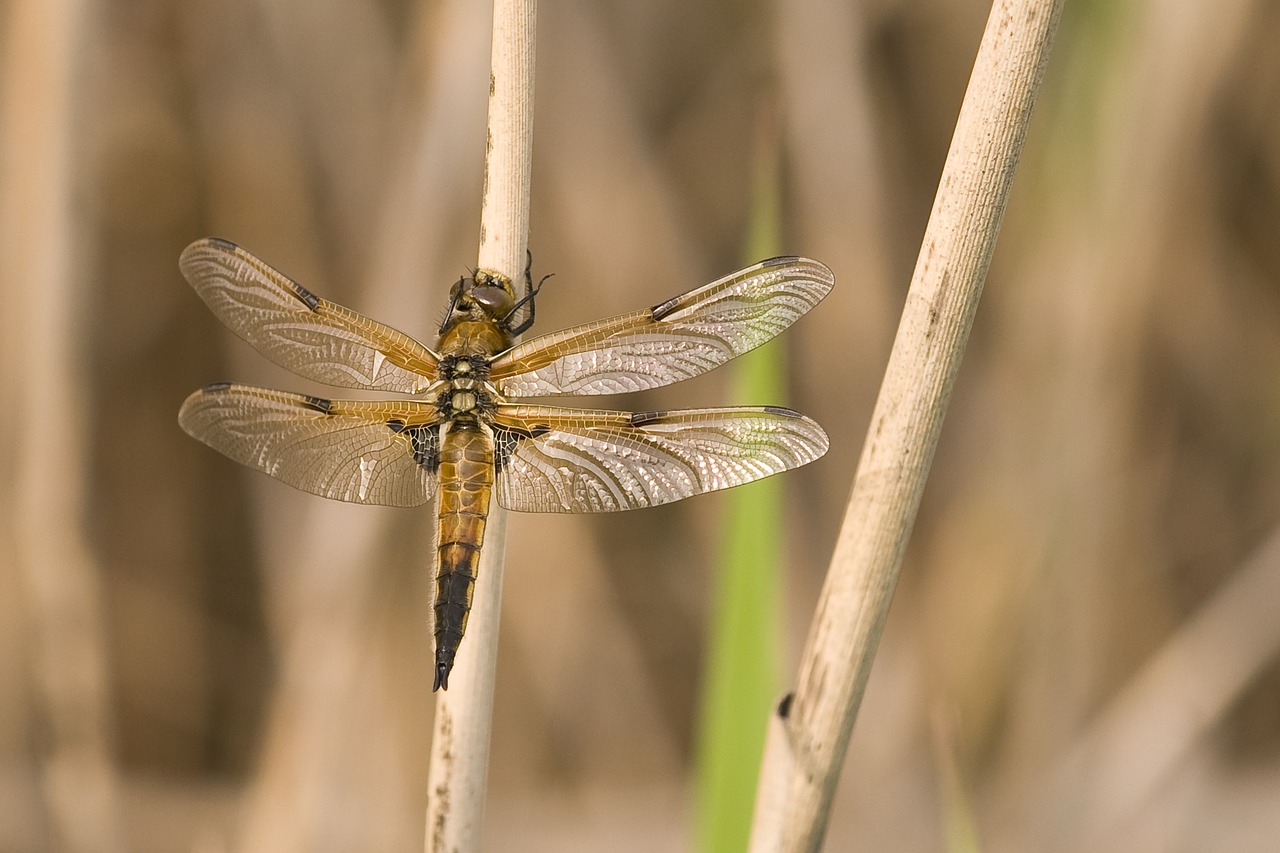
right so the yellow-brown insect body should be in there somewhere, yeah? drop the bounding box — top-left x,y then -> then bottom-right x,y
432,420 -> 496,690
177,239 -> 833,695
431,280 -> 519,690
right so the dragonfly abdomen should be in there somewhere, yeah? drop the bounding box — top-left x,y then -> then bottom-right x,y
433,421 -> 496,690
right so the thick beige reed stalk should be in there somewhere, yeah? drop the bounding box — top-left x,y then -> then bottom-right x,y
425,0 -> 536,850
1,0 -> 125,850
750,0 -> 1064,849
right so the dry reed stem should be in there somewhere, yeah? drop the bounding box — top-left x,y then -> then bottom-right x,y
187,5 -> 404,848
1017,526 -> 1280,850
221,2 -> 492,847
1,0 -> 124,849
425,0 -> 536,849
750,0 -> 1063,848
199,0 -> 495,831
987,1 -> 1259,843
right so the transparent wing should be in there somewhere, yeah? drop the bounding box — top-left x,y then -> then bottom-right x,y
179,383 -> 441,506
487,256 -> 832,396
491,404 -> 828,512
181,237 -> 440,392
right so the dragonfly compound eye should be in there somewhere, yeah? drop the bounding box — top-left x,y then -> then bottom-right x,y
469,284 -> 514,317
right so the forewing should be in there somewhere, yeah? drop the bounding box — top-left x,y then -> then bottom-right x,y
491,404 -> 828,512
179,383 -> 441,506
488,256 -> 832,396
181,237 -> 440,392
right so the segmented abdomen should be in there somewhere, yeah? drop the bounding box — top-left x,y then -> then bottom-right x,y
433,421 -> 495,690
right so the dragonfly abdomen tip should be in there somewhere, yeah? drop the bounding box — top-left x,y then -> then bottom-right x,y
433,660 -> 451,691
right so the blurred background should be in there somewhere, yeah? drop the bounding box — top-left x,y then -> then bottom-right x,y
3,0 -> 1280,850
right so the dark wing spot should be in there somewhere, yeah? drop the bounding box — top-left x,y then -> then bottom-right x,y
387,418 -> 407,433
630,411 -> 663,427
207,236 -> 239,251
405,424 -> 440,472
650,297 -> 681,321
202,381 -> 233,393
763,405 -> 802,418
288,280 -> 321,311
492,426 -> 524,472
777,692 -> 794,719
760,254 -> 801,266
301,395 -> 332,414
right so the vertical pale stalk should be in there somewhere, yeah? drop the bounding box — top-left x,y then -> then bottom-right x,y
0,0 -> 124,850
425,0 -> 536,850
750,0 -> 1064,849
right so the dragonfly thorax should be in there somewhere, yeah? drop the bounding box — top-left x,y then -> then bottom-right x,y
451,390 -> 478,412
439,354 -> 491,381
436,386 -> 496,419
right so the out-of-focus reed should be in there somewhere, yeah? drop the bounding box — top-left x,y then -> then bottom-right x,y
2,0 -> 1279,850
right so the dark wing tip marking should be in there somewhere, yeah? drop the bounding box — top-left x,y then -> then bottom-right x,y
763,405 -> 803,418
202,381 -> 233,393
650,255 -> 832,321
207,236 -> 239,251
778,692 -> 794,719
629,411 -> 663,427
185,236 -> 320,311
301,395 -> 332,414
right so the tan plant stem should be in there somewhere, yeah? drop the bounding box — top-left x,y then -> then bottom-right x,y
749,0 -> 1064,849
1,0 -> 125,850
1014,525 -> 1280,851
425,0 -> 536,850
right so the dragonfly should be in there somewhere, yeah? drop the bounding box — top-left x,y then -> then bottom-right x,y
178,237 -> 832,690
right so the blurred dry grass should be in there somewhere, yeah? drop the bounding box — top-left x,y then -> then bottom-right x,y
2,0 -> 1279,850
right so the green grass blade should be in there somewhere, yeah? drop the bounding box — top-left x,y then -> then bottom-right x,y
695,104 -> 787,853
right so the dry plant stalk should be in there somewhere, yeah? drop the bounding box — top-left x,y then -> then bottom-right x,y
425,0 -> 536,849
750,0 -> 1064,849
1022,526 -> 1280,850
0,0 -> 125,850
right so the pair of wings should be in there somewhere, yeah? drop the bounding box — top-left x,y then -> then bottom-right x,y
178,238 -> 833,511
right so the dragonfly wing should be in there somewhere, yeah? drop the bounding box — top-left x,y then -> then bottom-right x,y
181,238 -> 440,392
179,383 -> 441,506
491,404 -> 828,512
488,256 -> 832,396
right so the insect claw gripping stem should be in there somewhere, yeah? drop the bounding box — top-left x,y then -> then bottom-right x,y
503,249 -> 550,336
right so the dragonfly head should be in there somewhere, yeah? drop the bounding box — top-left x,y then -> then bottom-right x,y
469,277 -> 516,317
441,270 -> 517,329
